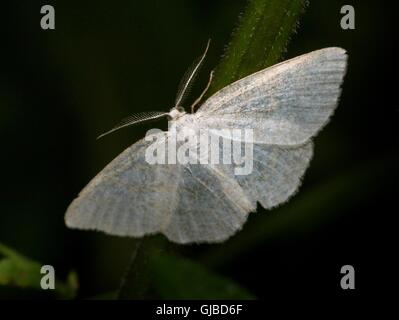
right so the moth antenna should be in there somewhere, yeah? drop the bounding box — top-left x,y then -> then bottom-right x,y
97,111 -> 169,139
191,70 -> 214,113
175,39 -> 211,108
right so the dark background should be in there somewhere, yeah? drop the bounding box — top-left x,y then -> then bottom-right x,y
0,0 -> 396,300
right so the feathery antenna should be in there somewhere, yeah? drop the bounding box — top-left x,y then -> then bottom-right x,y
97,111 -> 169,139
175,39 -> 211,108
97,40 -> 211,140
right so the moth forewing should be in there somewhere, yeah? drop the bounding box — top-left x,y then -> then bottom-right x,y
195,47 -> 347,146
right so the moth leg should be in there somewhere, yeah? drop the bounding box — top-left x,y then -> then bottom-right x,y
190,70 -> 214,113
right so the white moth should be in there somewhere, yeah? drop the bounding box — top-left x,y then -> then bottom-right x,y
65,42 -> 348,244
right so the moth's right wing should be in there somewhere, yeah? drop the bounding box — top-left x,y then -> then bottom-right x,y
198,129 -> 314,210
195,47 -> 347,145
218,141 -> 313,210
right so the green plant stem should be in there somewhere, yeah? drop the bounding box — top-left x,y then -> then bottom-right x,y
208,0 -> 308,97
117,239 -> 146,299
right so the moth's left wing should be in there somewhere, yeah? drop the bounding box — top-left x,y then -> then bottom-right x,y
65,134 -> 180,238
65,131 -> 255,244
195,47 -> 347,145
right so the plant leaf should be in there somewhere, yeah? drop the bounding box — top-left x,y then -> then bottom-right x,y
151,253 -> 255,299
0,243 -> 42,290
0,242 -> 78,299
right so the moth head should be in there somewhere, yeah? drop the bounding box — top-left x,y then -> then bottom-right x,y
168,106 -> 186,120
